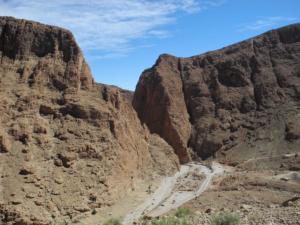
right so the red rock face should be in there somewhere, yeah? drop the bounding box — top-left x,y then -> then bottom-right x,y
133,23 -> 300,162
0,17 -> 179,225
133,55 -> 192,163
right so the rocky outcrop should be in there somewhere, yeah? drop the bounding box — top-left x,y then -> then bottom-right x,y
133,55 -> 192,163
0,16 -> 93,90
133,23 -> 300,162
0,17 -> 179,225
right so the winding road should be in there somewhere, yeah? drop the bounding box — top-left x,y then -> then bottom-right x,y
123,162 -> 224,225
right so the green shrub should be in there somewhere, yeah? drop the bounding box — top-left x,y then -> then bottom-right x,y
103,218 -> 121,225
174,207 -> 192,218
209,212 -> 240,225
140,208 -> 195,225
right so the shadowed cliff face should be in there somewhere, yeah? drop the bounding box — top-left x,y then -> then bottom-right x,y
133,23 -> 300,162
133,55 -> 192,163
0,17 -> 179,225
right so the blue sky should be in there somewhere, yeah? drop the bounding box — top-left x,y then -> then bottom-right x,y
0,0 -> 299,90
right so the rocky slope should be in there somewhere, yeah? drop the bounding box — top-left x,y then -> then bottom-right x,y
0,17 -> 179,225
133,23 -> 300,167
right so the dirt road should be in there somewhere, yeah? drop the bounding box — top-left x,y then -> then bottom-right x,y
122,162 -> 224,225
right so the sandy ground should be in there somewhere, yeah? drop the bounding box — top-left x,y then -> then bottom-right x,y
76,178 -> 158,225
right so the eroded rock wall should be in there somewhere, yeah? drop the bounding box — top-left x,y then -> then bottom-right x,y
0,17 -> 179,225
133,23 -> 300,162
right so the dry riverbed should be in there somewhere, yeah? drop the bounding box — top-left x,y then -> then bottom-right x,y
123,162 -> 224,224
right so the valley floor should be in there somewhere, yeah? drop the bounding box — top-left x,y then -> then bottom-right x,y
79,157 -> 300,225
123,159 -> 300,225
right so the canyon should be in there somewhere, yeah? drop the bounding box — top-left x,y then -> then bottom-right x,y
0,17 -> 299,225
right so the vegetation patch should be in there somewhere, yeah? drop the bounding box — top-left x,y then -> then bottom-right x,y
140,208 -> 195,225
103,218 -> 122,225
209,212 -> 240,225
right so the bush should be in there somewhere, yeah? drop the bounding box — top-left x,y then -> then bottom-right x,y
151,216 -> 193,225
175,208 -> 193,218
150,208 -> 195,225
209,212 -> 240,225
103,218 -> 121,225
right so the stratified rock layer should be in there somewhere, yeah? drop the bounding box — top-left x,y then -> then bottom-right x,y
133,23 -> 300,162
0,17 -> 179,225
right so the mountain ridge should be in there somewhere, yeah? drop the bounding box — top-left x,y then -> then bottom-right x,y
154,22 -> 300,61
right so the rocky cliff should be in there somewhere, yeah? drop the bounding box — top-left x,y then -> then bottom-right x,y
133,23 -> 300,165
0,17 -> 179,225
0,16 -> 94,90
